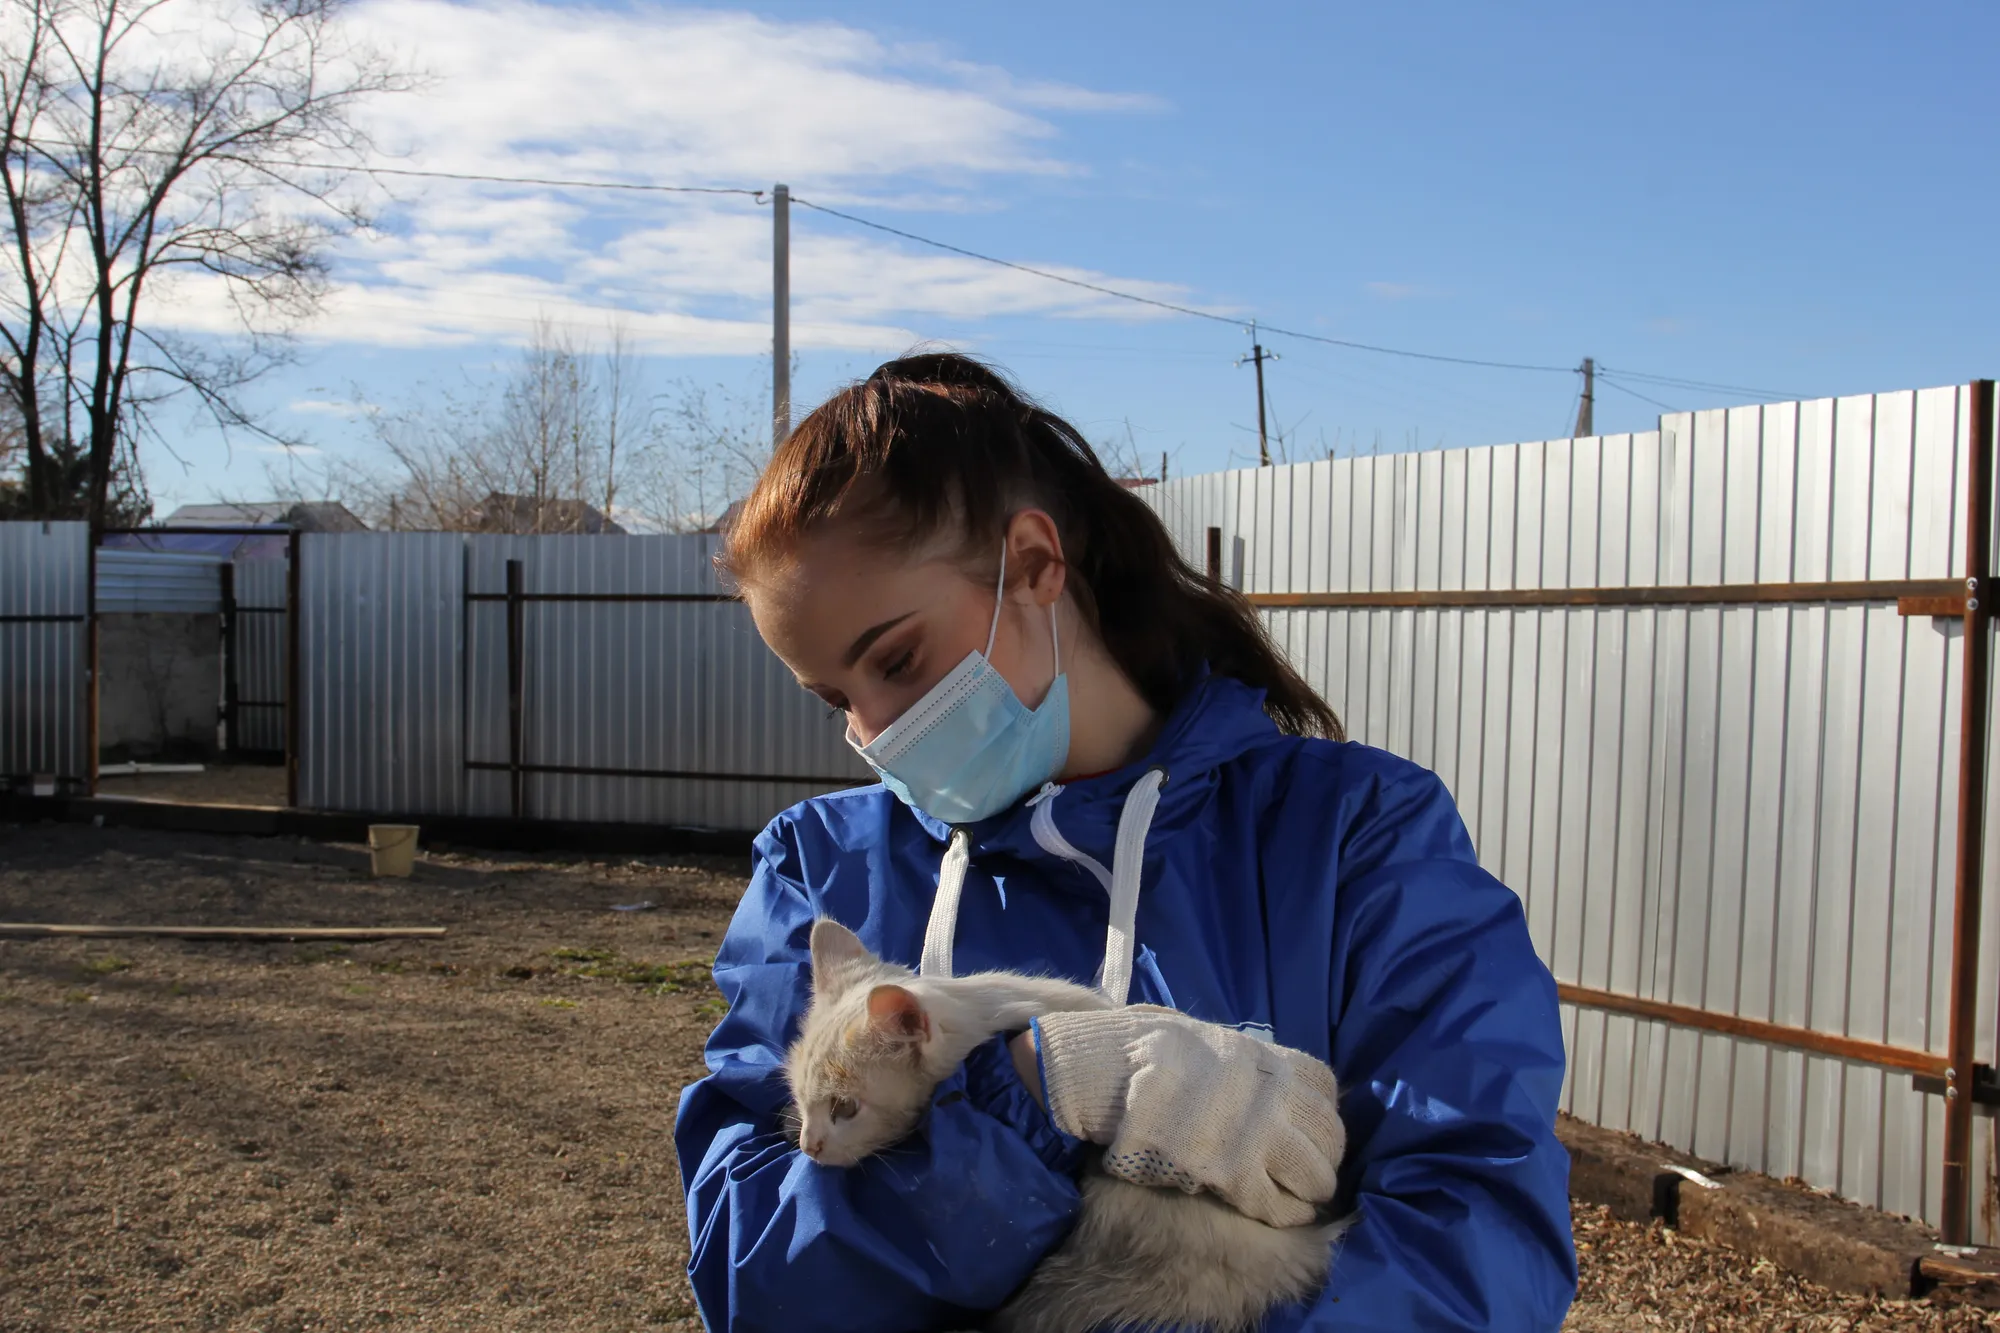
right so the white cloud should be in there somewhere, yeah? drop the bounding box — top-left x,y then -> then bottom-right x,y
1365,281 -> 1443,301
141,1 -> 1187,355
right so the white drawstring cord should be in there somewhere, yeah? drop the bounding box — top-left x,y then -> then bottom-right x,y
918,768 -> 1165,997
920,828 -> 972,978
1098,767 -> 1166,1006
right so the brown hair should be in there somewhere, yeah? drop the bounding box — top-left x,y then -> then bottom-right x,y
722,353 -> 1342,740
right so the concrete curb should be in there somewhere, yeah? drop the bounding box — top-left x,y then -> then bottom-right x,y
1558,1113 -> 1999,1304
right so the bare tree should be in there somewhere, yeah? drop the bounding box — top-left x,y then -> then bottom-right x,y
624,370 -> 773,532
272,322 -> 650,533
0,0 -> 406,527
271,335 -> 777,535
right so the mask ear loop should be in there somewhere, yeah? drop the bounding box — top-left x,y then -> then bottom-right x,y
993,539 -> 1064,680
982,543 -> 1008,659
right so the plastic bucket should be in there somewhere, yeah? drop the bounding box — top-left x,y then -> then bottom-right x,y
367,824 -> 420,878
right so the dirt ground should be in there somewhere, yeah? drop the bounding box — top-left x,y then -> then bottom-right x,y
0,822 -> 1993,1332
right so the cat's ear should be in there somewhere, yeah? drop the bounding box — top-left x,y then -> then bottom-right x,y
809,918 -> 870,993
865,984 -> 929,1043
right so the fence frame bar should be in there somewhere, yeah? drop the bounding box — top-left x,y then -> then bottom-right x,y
1245,578 -> 1963,611
219,562 -> 239,754
505,558 -> 526,821
1942,378 -> 1996,1245
285,531 -> 301,808
1557,983 -> 1946,1079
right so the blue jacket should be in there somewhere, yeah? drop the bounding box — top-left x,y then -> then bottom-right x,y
676,673 -> 1576,1331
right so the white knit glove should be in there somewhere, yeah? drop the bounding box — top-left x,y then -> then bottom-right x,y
1033,1004 -> 1345,1228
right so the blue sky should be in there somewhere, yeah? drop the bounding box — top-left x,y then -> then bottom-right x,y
149,0 -> 2000,514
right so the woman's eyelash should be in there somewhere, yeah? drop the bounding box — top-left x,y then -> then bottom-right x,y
883,650 -> 915,680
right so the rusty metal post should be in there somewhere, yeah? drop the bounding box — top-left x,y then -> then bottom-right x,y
506,558 -> 525,821
285,530 -> 301,808
1943,378 -> 1996,1245
85,528 -> 99,795
218,561 -> 239,756
1205,526 -> 1223,584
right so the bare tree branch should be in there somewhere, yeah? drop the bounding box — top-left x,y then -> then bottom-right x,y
0,0 -> 410,525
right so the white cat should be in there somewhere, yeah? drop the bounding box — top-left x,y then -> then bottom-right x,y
786,918 -> 1348,1333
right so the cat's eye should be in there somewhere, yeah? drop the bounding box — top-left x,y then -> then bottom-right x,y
830,1097 -> 859,1122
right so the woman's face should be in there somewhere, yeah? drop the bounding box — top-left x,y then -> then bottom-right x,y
743,518 -> 1064,746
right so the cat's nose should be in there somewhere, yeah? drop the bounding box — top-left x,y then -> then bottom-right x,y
803,1136 -> 824,1159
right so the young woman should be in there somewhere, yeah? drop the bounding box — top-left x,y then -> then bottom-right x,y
675,354 -> 1576,1331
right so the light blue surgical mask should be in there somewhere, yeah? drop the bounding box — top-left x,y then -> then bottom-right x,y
848,546 -> 1070,826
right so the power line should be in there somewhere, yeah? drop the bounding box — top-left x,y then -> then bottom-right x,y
302,159 -> 767,198
211,155 -> 1786,399
1595,366 -> 1798,400
789,197 -> 1240,323
788,196 -> 1576,374
1594,374 -> 1680,412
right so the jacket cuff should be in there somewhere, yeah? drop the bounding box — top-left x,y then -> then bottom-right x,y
960,1034 -> 1090,1175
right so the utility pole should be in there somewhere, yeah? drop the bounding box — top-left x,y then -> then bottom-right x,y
773,183 -> 791,447
1237,324 -> 1277,467
1575,357 -> 1595,438
1160,451 -> 1168,485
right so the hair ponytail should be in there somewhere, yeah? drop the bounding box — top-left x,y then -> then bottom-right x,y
723,353 -> 1342,741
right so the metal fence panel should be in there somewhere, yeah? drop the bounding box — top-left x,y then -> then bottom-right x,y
230,557 -> 288,754
94,548 -> 222,614
1139,385 -> 1985,1237
461,534 -> 867,830
296,533 -> 465,815
0,521 -> 89,785
294,532 -> 868,831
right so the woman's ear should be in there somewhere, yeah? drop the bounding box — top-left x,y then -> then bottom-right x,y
1003,509 -> 1067,608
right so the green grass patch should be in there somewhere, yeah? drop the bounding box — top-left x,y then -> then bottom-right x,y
80,955 -> 133,976
569,957 -> 712,995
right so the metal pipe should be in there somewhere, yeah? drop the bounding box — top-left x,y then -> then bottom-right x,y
1556,982 -> 1946,1079
1205,526 -> 1222,583
506,558 -> 526,821
85,526 -> 98,795
285,531 -> 301,808
219,562 -> 239,756
1245,577 -> 1960,611
464,759 -> 865,787
464,591 -> 736,604
1942,378 -> 1996,1245
773,182 -> 790,446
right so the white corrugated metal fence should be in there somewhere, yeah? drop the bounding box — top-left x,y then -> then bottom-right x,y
1139,384 -> 1992,1241
295,532 -> 869,826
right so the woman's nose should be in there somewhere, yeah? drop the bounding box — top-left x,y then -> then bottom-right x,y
845,708 -> 893,748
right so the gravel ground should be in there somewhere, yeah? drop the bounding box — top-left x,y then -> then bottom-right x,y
0,821 -> 1993,1331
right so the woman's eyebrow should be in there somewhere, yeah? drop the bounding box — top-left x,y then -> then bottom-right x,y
843,612 -> 917,668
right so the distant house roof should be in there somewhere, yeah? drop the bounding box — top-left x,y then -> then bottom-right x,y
1114,476 -> 1158,490
163,501 -> 368,532
472,492 -> 627,536
700,500 -> 746,536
